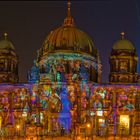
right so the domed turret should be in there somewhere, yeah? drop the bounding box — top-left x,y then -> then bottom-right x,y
0,33 -> 19,83
112,32 -> 135,50
33,1 -> 101,84
109,32 -> 138,84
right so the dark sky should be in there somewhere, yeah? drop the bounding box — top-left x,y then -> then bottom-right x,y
0,0 -> 140,83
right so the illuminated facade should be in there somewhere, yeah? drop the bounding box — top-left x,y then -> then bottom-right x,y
0,1 -> 140,140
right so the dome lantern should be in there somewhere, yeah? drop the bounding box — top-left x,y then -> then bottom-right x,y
4,32 -> 8,40
120,32 -> 125,40
63,0 -> 74,27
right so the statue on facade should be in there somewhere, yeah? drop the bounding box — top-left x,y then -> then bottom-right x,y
79,63 -> 89,81
28,60 -> 39,83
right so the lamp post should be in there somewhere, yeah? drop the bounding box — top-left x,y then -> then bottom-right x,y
36,84 -> 45,140
86,123 -> 91,140
84,88 -> 92,140
74,81 -> 81,140
16,124 -> 20,137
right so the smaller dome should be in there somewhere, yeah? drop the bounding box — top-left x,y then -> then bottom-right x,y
0,33 -> 15,50
112,32 -> 135,50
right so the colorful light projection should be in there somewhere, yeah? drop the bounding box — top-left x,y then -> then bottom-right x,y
37,53 -> 98,84
28,60 -> 39,84
58,86 -> 71,131
120,115 -> 129,129
116,87 -> 135,114
91,87 -> 113,118
0,84 -> 139,137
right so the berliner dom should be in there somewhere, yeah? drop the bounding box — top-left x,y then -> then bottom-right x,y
0,1 -> 140,140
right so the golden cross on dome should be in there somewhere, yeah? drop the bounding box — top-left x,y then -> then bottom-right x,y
63,0 -> 74,26
67,0 -> 71,17
121,32 -> 125,39
4,32 -> 8,40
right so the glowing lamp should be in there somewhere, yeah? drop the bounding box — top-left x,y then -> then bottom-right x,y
16,125 -> 20,129
86,123 -> 91,128
77,136 -> 81,140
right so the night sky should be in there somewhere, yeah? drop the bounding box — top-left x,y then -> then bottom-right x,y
0,0 -> 140,83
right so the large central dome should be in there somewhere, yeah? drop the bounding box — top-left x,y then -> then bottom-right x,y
37,1 -> 98,61
30,1 -> 101,84
42,25 -> 97,57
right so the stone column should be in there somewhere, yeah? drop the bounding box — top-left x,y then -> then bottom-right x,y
129,58 -> 132,73
116,59 -> 119,72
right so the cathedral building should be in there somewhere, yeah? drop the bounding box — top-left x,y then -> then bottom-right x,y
0,1 -> 140,140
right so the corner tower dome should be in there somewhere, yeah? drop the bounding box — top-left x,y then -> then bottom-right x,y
109,32 -> 138,84
0,33 -> 19,84
0,33 -> 15,50
112,32 -> 135,50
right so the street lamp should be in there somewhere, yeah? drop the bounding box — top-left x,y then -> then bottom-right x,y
16,124 -> 20,138
86,123 -> 91,140
86,123 -> 91,128
16,125 -> 20,129
77,135 -> 81,140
